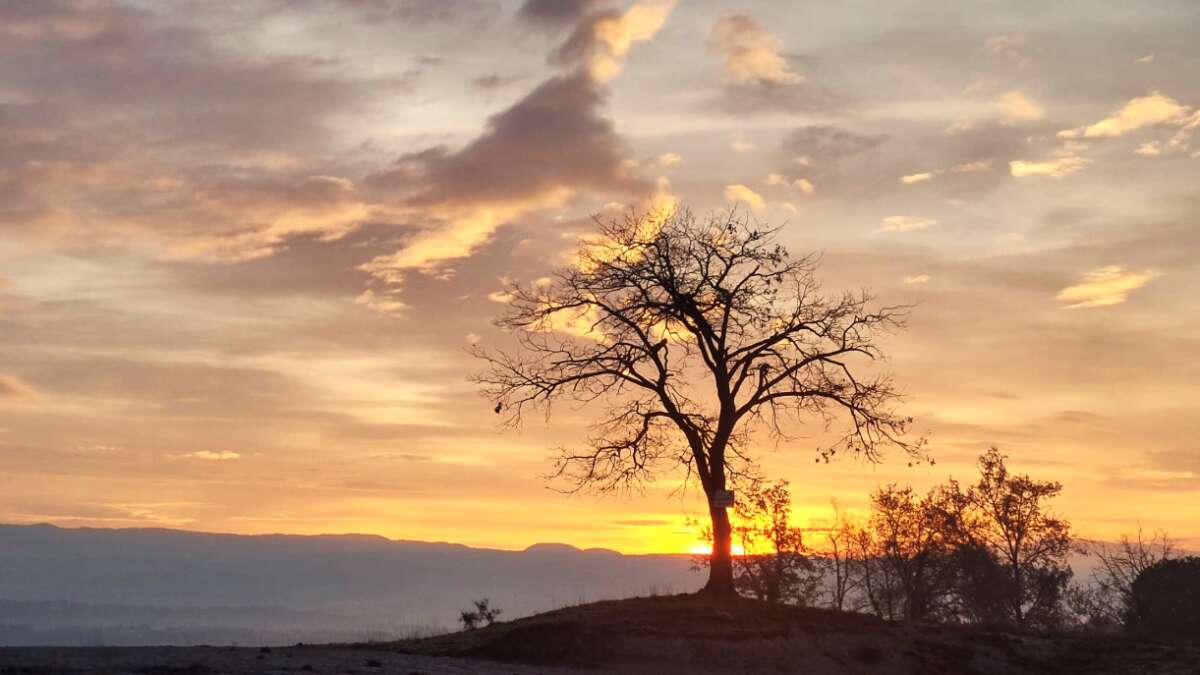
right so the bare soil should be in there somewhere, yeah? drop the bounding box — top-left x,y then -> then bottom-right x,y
0,645 -> 583,674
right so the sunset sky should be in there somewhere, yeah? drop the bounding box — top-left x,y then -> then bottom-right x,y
2,0 -> 1198,554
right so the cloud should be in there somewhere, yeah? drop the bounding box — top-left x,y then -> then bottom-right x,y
708,14 -> 802,86
731,140 -> 756,152
1010,140 -> 1091,178
1058,92 -> 1190,139
312,0 -> 500,25
486,289 -> 516,304
903,274 -> 931,285
985,33 -> 1026,61
655,152 -> 683,167
471,73 -> 522,90
1009,155 -> 1089,178
517,0 -> 609,30
0,374 -> 37,400
1135,141 -> 1162,156
900,172 -> 936,184
896,162 -> 989,187
169,175 -> 374,262
951,160 -> 993,173
552,0 -> 677,83
780,125 -> 887,161
185,451 -> 241,461
724,184 -> 766,211
354,288 -> 408,317
997,90 -> 1044,121
363,73 -> 646,280
0,1 -> 396,155
1056,266 -> 1162,309
0,0 -> 397,263
362,0 -> 673,290
880,216 -> 938,232
766,173 -> 815,194
614,519 -> 671,527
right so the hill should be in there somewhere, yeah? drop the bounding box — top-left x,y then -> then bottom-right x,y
389,594 -> 1200,674
0,523 -> 699,646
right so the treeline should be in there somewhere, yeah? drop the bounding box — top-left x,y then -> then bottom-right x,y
697,447 -> 1198,640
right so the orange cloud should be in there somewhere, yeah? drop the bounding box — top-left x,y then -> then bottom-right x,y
1058,92 -> 1190,139
880,216 -> 938,232
723,183 -> 766,210
1057,266 -> 1162,309
709,14 -> 803,85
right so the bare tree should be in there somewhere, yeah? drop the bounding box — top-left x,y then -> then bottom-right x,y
472,206 -> 921,596
1074,527 -> 1175,629
817,499 -> 864,611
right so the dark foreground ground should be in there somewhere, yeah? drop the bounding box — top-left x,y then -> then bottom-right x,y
0,645 -> 585,675
3,595 -> 1198,674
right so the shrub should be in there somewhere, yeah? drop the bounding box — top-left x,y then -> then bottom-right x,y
459,597 -> 503,630
1128,556 -> 1200,642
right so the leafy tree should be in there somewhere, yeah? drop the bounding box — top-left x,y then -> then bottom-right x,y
967,447 -> 1072,629
473,207 -> 920,596
695,479 -> 822,604
856,483 -> 959,621
843,448 -> 1073,628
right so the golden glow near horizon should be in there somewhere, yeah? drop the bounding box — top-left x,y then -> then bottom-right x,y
1,1 -> 1199,553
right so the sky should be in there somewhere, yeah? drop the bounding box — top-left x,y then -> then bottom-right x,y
1,0 -> 1199,554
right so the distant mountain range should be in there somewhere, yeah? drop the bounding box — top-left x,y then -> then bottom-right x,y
0,523 -> 701,646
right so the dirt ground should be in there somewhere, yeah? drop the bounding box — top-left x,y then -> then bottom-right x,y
0,645 -> 586,675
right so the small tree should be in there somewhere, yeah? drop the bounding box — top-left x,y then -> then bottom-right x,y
473,206 -> 920,596
695,479 -> 822,604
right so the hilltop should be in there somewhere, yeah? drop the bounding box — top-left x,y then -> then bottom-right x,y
388,594 -> 1200,675
1,594 -> 1196,673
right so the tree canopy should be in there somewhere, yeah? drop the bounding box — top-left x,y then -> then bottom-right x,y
473,206 -> 922,594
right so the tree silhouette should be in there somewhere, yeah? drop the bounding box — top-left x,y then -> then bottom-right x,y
855,483 -> 959,621
1073,527 -> 1176,629
1128,556 -> 1200,642
967,447 -> 1072,628
459,598 -> 503,630
817,499 -> 864,611
473,206 -> 920,596
693,479 -> 822,604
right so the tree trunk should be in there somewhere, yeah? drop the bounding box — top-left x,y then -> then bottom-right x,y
701,503 -> 737,597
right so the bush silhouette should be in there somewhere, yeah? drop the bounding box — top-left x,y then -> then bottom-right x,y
1128,556 -> 1200,642
459,598 -> 503,630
